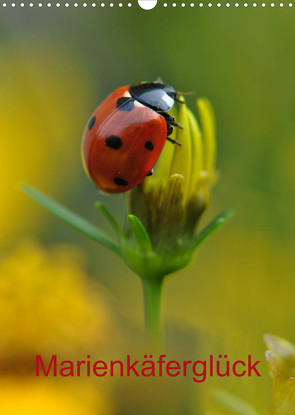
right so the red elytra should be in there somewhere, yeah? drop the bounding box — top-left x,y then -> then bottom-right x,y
82,82 -> 179,193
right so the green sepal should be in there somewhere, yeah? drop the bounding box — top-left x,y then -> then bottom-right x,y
127,214 -> 153,253
193,208 -> 235,250
21,184 -> 120,255
95,201 -> 124,239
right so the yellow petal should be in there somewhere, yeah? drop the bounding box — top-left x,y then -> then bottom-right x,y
145,108 -> 177,191
186,107 -> 204,201
264,334 -> 295,380
169,98 -> 192,203
197,98 -> 217,175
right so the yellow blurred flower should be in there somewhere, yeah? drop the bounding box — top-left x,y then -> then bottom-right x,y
0,378 -> 112,415
265,334 -> 295,415
207,335 -> 295,415
0,240 -> 113,367
0,240 -> 115,414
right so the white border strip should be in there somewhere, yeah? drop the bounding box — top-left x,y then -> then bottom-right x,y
2,2 -> 133,7
1,1 -> 293,7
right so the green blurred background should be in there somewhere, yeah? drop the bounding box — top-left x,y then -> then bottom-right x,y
1,2 -> 295,414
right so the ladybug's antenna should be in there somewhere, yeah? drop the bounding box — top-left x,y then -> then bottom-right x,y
175,90 -> 195,104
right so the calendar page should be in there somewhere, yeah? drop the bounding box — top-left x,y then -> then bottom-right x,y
1,2 -> 295,414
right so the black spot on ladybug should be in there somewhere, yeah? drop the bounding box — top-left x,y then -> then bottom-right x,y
116,97 -> 134,112
106,135 -> 123,150
147,169 -> 154,176
88,116 -> 96,130
114,177 -> 129,186
145,141 -> 154,151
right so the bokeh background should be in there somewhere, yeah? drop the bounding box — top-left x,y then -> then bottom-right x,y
1,2 -> 295,414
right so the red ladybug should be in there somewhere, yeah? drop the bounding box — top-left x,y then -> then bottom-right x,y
82,81 -> 182,193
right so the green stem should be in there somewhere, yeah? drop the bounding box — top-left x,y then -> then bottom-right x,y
142,278 -> 163,348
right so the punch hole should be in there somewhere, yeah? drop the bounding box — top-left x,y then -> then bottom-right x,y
138,0 -> 157,9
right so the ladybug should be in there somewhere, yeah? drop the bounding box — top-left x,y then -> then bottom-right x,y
82,81 -> 183,193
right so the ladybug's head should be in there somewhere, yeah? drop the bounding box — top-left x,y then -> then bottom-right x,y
154,81 -> 177,100
129,81 -> 177,113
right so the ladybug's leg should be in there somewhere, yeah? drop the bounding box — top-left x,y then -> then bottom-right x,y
161,112 -> 182,145
170,121 -> 183,129
160,112 -> 184,129
167,136 -> 181,146
174,97 -> 185,104
165,118 -> 182,146
160,112 -> 175,123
